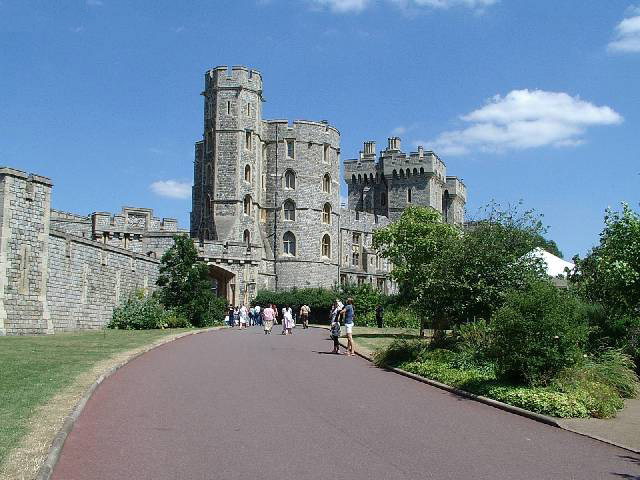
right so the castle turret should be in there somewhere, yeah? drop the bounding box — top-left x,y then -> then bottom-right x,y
192,66 -> 264,247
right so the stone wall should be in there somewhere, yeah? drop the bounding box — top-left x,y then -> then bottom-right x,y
0,167 -> 161,335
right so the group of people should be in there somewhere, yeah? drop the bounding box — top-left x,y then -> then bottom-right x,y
225,303 -> 312,335
225,298 -> 356,355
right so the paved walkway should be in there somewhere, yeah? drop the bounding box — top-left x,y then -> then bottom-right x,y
52,327 -> 640,480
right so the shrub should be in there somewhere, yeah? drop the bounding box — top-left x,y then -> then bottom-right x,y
453,319 -> 493,366
492,279 -> 589,386
163,310 -> 192,329
355,306 -> 419,329
373,339 -> 428,367
109,292 -> 166,330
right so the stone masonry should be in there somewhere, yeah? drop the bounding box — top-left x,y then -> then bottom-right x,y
0,65 -> 467,334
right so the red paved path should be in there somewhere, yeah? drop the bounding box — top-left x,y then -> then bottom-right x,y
52,327 -> 640,479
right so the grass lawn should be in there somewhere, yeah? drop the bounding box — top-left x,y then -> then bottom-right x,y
0,328 -> 193,467
350,326 -> 429,354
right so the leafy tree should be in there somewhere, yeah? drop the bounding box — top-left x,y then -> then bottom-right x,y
533,234 -> 563,258
156,234 -> 225,327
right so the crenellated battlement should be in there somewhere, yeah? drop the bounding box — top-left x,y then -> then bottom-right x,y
445,176 -> 467,200
205,65 -> 263,93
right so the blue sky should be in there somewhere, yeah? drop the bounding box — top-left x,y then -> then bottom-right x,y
1,0 -> 638,258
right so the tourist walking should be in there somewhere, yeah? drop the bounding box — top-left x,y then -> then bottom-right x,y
254,304 -> 262,326
299,304 -> 311,329
282,305 -> 294,335
239,304 -> 248,329
263,304 -> 275,334
330,314 -> 341,354
340,298 -> 355,356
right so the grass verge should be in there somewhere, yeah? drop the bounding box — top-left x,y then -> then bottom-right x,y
350,327 -> 426,353
0,328 -> 196,479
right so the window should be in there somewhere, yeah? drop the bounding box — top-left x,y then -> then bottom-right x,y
323,144 -> 329,163
247,103 -> 250,116
322,234 -> 331,258
286,139 -> 295,158
260,208 -> 267,223
243,195 -> 251,215
227,101 -> 231,115
244,164 -> 251,183
322,203 -> 331,224
243,229 -> 250,247
323,174 -> 331,193
284,199 -> 296,221
245,131 -> 252,150
285,169 -> 296,189
407,188 -> 412,203
283,231 -> 296,256
261,173 -> 267,191
352,233 -> 360,267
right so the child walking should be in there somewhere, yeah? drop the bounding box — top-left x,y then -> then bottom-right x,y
330,316 -> 341,354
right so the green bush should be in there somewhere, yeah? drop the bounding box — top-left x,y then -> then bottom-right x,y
109,292 -> 166,330
453,319 -> 494,366
492,280 -> 589,386
163,310 -> 192,329
373,339 -> 428,367
355,306 -> 419,328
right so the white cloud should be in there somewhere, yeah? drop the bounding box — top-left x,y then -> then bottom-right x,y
608,8 -> 640,53
150,180 -> 191,199
70,26 -> 85,33
311,0 -> 370,13
391,126 -> 407,136
309,0 -> 495,13
86,0 -> 104,5
429,89 -> 622,156
171,26 -> 185,33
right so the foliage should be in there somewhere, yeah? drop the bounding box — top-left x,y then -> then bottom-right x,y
156,234 -> 224,327
109,291 -> 167,330
373,339 -> 428,367
571,203 -> 640,316
452,319 -> 494,366
253,287 -> 337,322
492,279 -> 588,385
356,306 -> 419,328
532,234 -> 564,258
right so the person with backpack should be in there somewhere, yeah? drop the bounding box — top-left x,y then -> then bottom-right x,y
299,304 -> 311,329
340,298 -> 355,356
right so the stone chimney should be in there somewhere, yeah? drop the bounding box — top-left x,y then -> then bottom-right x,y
387,137 -> 401,151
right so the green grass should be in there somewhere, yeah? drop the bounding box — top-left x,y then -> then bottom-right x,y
350,327 -> 427,353
0,328 -> 192,465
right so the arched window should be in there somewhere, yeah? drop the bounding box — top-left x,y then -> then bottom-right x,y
351,174 -> 356,184
283,231 -> 296,256
285,169 -> 296,189
284,199 -> 296,221
322,203 -> 332,224
413,168 -> 418,176
260,208 -> 267,223
400,170 -> 405,178
321,234 -> 331,258
358,174 -> 362,183
406,168 -> 411,177
243,195 -> 251,215
323,174 -> 331,193
244,165 -> 251,183
243,229 -> 250,247
420,167 -> 424,175
370,174 -> 374,184
407,188 -> 412,203
393,169 -> 398,178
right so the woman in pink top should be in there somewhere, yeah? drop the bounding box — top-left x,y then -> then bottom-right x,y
262,304 -> 275,335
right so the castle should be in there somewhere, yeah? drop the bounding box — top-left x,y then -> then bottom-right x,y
0,66 -> 466,335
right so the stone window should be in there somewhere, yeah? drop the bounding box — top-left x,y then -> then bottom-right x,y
322,203 -> 331,224
247,103 -> 251,116
243,195 -> 251,216
262,173 -> 267,191
286,139 -> 295,159
352,233 -> 360,267
244,164 -> 251,183
243,229 -> 250,247
357,276 -> 366,285
351,174 -> 356,184
321,234 -> 331,258
323,174 -> 331,193
283,231 -> 296,256
407,188 -> 412,203
323,144 -> 329,163
245,131 -> 252,150
227,101 -> 231,115
284,199 -> 296,221
284,169 -> 296,189
260,208 -> 267,223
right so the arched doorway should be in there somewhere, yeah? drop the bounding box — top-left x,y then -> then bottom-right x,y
207,263 -> 236,306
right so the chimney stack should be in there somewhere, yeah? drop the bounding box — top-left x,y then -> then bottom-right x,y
364,141 -> 376,156
387,137 -> 401,151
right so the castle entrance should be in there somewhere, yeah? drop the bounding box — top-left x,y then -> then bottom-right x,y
207,264 -> 236,306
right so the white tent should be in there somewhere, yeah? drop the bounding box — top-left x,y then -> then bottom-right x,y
530,247 -> 575,278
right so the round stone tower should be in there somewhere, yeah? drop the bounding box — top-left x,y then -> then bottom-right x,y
262,120 -> 341,290
191,65 -> 264,248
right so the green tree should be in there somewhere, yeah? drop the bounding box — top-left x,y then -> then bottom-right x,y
156,234 -> 226,327
373,207 -> 460,335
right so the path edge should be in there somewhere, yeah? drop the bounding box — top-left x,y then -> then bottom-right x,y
35,327 -> 222,480
309,326 -> 640,455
